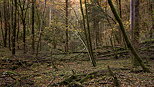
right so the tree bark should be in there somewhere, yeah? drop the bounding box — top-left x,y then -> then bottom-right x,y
85,0 -> 96,67
149,0 -> 154,38
118,0 -> 122,18
18,0 -> 28,53
0,4 -> 4,46
65,0 -> 69,53
12,0 -> 17,55
130,0 -> 135,40
80,0 -> 96,67
133,0 -> 140,47
32,0 -> 35,54
3,0 -> 8,47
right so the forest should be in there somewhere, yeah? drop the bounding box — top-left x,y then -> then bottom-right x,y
0,0 -> 154,87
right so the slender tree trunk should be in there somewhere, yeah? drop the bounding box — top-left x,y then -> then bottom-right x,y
149,0 -> 154,38
11,0 -> 14,49
118,0 -> 122,18
17,11 -> 20,49
0,8 -> 4,46
18,0 -> 28,53
133,0 -> 140,47
49,6 -> 51,26
91,0 -> 100,48
80,0 -> 96,67
3,0 -> 8,47
36,0 -> 47,56
108,0 -> 150,72
32,0 -> 35,54
8,0 -> 11,50
12,0 -> 17,55
130,0 -> 135,40
115,0 -> 123,46
40,0 -> 47,51
93,20 -> 99,48
85,0 -> 96,67
23,19 -> 26,53
130,0 -> 135,66
65,0 -> 69,52
118,0 -> 124,47
130,0 -> 140,66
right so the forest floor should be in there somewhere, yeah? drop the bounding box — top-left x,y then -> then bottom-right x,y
0,48 -> 154,87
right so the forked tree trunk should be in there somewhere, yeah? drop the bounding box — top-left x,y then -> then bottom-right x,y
18,0 -> 28,53
80,0 -> 96,67
85,0 -> 96,66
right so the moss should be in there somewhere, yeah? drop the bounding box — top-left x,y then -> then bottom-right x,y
3,71 -> 18,75
141,39 -> 154,44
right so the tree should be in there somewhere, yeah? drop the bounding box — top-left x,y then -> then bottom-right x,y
117,0 -> 122,18
149,0 -> 154,38
130,0 -> 135,41
0,2 -> 4,47
133,0 -> 140,47
3,0 -> 8,47
130,0 -> 140,66
91,0 -> 101,48
117,0 -> 123,46
32,0 -> 35,54
65,0 -> 69,52
18,0 -> 29,53
108,0 -> 150,72
36,0 -> 47,56
8,0 -> 11,50
80,0 -> 96,67
12,0 -> 17,55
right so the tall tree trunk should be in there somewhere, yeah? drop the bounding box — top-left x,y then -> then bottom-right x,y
36,0 -> 47,56
130,0 -> 140,66
130,0 -> 135,40
0,6 -> 4,46
133,0 -> 140,47
32,0 -> 35,54
18,0 -> 27,53
108,0 -> 150,72
8,0 -> 11,50
93,20 -> 99,48
17,11 -> 20,49
149,0 -> 154,38
85,0 -> 97,66
115,0 -> 123,46
118,0 -> 122,18
12,0 -> 17,55
23,19 -> 26,53
118,0 -> 124,46
91,0 -> 100,48
80,0 -> 96,67
65,0 -> 69,52
3,0 -> 8,47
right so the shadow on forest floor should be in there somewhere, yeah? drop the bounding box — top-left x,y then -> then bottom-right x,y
0,39 -> 154,87
0,47 -> 154,87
